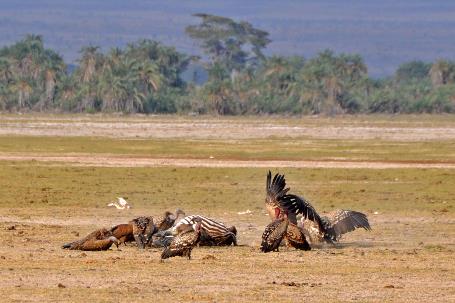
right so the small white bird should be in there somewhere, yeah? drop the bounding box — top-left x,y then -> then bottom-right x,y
107,197 -> 131,210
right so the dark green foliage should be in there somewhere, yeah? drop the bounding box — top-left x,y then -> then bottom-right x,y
395,60 -> 431,83
186,14 -> 270,73
0,36 -> 192,113
0,34 -> 66,111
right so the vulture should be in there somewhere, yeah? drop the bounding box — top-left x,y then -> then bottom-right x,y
161,217 -> 202,260
62,228 -> 119,251
154,209 -> 186,231
265,171 -> 324,227
130,216 -> 156,249
261,171 -> 324,252
265,171 -> 291,221
266,171 -> 371,245
124,209 -> 186,249
261,216 -> 289,252
299,209 -> 371,244
285,222 -> 311,251
260,213 -> 311,252
150,229 -> 174,248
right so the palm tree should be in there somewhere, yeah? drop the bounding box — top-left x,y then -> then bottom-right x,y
77,46 -> 102,83
0,58 -> 13,82
12,79 -> 33,109
134,60 -> 161,93
35,51 -> 66,110
0,82 -> 9,110
429,60 -> 455,87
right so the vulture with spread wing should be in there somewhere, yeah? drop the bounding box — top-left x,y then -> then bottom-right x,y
62,228 -> 119,251
300,209 -> 371,243
265,171 -> 290,221
261,171 -> 323,252
265,172 -> 324,227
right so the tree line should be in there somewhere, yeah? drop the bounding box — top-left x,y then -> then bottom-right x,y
1,14 -> 455,115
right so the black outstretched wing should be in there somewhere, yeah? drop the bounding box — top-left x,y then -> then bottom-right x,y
279,194 -> 325,231
324,210 -> 371,240
266,171 -> 290,203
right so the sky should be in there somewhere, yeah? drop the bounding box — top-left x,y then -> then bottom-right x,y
1,0 -> 455,77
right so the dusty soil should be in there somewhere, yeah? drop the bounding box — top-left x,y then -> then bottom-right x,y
0,208 -> 454,303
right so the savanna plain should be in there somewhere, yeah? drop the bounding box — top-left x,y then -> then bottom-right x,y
0,114 -> 454,302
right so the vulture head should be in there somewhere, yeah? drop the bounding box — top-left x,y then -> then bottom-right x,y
175,208 -> 186,218
163,211 -> 174,221
228,226 -> 237,235
191,217 -> 203,232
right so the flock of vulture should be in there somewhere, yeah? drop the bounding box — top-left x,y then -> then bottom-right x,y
62,171 -> 371,260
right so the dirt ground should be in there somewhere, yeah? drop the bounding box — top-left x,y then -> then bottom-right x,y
1,209 -> 454,303
0,115 -> 454,302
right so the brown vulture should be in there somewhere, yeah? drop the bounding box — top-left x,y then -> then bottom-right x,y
260,216 -> 289,252
161,217 -> 202,260
62,228 -> 119,251
285,222 -> 311,251
260,214 -> 311,252
300,209 -> 371,244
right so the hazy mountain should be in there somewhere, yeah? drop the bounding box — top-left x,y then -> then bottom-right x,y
1,0 -> 455,77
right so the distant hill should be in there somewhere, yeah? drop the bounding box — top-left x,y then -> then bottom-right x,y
1,0 -> 455,77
